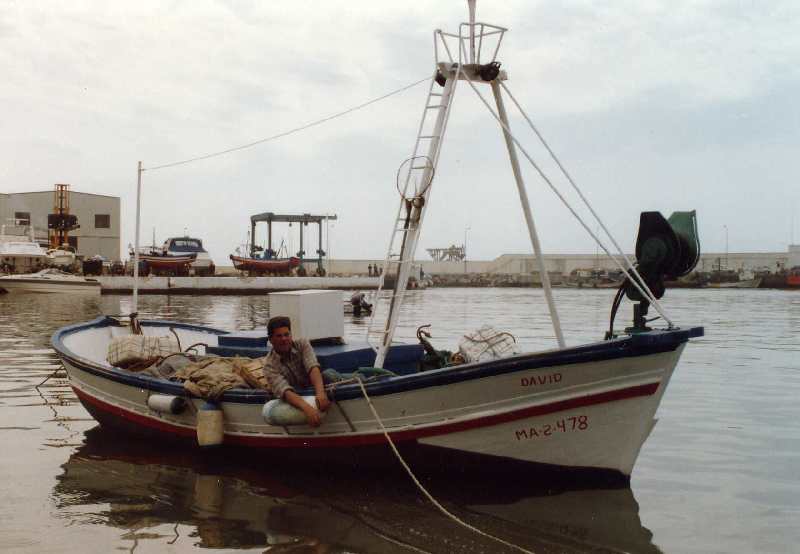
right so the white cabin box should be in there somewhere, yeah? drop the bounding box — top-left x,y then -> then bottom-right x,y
268,290 -> 344,341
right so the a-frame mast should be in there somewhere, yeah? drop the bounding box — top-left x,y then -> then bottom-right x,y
369,1 -> 565,367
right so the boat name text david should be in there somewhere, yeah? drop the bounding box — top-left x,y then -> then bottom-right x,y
520,372 -> 563,387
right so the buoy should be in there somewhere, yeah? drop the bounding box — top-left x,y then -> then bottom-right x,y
196,401 -> 224,446
147,394 -> 187,414
262,396 -> 322,426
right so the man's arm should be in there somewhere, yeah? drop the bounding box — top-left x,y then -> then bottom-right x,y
298,339 -> 330,412
308,366 -> 330,412
283,389 -> 322,427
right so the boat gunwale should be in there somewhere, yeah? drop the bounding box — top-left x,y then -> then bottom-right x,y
51,317 -> 703,404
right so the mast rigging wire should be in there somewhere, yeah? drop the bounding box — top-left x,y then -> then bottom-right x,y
143,76 -> 430,172
459,72 -> 673,326
498,80 -> 667,319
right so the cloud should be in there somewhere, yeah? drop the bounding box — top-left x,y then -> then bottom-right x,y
1,1 -> 798,263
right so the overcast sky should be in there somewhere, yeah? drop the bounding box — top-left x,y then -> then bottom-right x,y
2,1 -> 799,263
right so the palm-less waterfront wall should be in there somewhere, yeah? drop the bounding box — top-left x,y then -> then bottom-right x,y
214,250 -> 795,277
315,251 -> 793,276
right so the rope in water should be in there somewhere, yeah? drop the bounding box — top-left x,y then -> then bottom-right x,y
354,378 -> 536,554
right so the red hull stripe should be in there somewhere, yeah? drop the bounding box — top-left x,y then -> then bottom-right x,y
73,381 -> 660,448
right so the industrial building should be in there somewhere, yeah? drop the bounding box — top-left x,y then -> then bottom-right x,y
0,188 -> 120,260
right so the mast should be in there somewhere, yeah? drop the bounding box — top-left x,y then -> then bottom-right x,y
491,81 -> 565,347
368,1 -> 567,366
132,161 -> 142,315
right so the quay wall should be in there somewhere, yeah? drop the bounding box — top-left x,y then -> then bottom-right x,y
280,251 -> 792,277
99,275 -> 380,294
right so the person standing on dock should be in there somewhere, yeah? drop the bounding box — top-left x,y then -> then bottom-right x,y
262,316 -> 330,427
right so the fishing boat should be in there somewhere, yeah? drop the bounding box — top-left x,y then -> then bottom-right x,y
0,268 -> 100,294
229,254 -> 300,275
51,3 -> 703,479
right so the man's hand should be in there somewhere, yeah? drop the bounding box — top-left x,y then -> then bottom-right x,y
284,389 -> 324,427
303,405 -> 323,427
315,392 -> 331,412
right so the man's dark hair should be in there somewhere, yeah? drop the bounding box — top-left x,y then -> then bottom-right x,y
267,316 -> 291,337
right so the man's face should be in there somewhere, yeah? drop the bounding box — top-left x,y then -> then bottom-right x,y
269,326 -> 292,354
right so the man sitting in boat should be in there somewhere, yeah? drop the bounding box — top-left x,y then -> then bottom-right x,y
262,316 -> 331,427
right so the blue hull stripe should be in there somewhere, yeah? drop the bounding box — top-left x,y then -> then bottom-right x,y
52,316 -> 703,404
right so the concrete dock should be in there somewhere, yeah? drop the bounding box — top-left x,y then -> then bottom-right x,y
98,275 -> 381,295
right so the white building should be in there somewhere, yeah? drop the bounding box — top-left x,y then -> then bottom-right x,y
0,189 -> 120,260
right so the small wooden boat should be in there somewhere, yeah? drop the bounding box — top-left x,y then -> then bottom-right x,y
51,316 -> 701,477
229,255 -> 300,275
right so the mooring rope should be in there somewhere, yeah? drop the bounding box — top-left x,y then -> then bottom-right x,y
355,378 -> 536,554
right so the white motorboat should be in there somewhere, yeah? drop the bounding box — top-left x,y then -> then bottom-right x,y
163,236 -> 215,276
0,268 -> 100,294
51,2 -> 704,480
0,224 -> 49,274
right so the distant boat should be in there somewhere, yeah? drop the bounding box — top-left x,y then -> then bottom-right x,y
229,254 -> 300,275
0,268 -> 100,294
135,252 -> 197,276
131,236 -> 213,277
0,223 -> 49,274
787,267 -> 800,288
706,278 -> 762,289
162,236 -> 215,276
563,268 -> 624,289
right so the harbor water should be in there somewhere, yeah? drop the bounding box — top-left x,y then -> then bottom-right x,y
0,288 -> 798,553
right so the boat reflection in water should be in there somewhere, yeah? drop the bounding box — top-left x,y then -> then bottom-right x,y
53,427 -> 661,553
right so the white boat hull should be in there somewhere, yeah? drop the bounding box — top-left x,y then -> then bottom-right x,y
53,319 -> 697,477
0,276 -> 101,294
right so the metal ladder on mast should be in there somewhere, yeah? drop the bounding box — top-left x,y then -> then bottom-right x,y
367,69 -> 459,368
